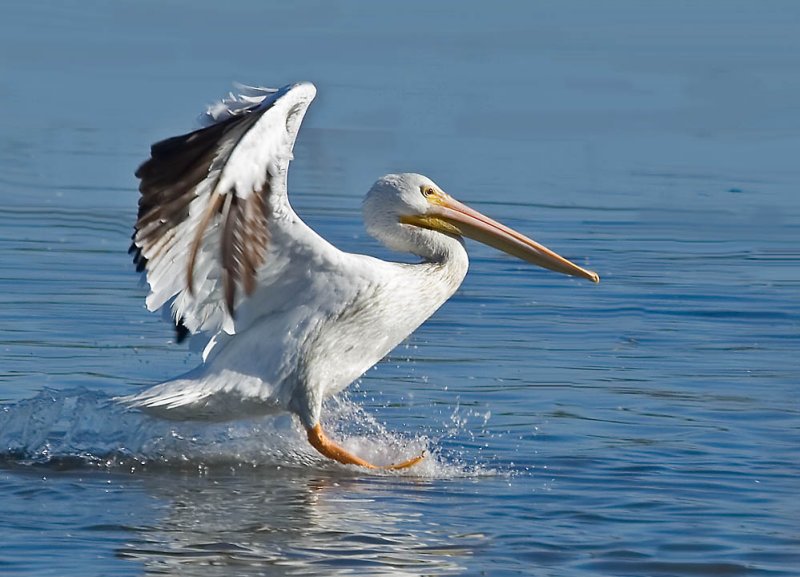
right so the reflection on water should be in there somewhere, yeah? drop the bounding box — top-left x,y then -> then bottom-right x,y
122,471 -> 477,576
2,461 -> 487,576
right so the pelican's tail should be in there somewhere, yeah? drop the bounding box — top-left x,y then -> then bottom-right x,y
117,371 -> 283,423
116,379 -> 218,421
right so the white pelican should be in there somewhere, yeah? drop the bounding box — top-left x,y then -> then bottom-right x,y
122,82 -> 599,469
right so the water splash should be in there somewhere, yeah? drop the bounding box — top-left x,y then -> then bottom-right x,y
0,388 -> 486,478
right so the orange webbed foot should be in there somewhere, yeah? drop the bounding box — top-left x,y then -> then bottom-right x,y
306,423 -> 425,470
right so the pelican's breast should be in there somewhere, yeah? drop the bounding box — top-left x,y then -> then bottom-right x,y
303,253 -> 469,400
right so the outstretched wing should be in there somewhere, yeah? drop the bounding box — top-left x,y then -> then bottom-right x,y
130,82 -> 318,336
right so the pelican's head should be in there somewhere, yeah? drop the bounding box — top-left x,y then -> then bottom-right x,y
363,173 -> 599,283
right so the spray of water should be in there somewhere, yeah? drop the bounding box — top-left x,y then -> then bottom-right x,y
0,388 -> 492,479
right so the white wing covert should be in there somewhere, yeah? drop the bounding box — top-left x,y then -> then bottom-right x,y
130,82 -> 317,337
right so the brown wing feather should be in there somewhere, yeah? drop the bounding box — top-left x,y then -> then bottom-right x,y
240,184 -> 271,295
219,190 -> 272,314
133,120 -> 230,258
132,103 -> 273,317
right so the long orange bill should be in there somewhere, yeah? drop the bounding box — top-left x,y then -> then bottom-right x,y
426,195 -> 599,283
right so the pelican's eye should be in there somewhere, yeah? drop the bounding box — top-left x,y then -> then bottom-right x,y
421,186 -> 436,198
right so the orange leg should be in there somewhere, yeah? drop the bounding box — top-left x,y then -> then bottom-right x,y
306,423 -> 425,470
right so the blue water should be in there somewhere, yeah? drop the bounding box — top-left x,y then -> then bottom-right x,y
2,1 -> 799,575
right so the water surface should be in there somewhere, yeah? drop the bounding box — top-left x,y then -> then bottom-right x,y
1,1 -> 799,576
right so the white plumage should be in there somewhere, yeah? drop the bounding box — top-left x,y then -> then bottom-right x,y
122,82 -> 598,469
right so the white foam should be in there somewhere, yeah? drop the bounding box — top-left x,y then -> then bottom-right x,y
0,388 -> 491,479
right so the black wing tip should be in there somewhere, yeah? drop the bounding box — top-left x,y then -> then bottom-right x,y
134,161 -> 146,179
223,270 -> 237,319
174,318 -> 190,343
129,239 -> 147,272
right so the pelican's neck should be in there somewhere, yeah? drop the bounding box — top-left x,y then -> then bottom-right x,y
412,232 -> 470,298
424,230 -> 468,261
363,216 -> 470,296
